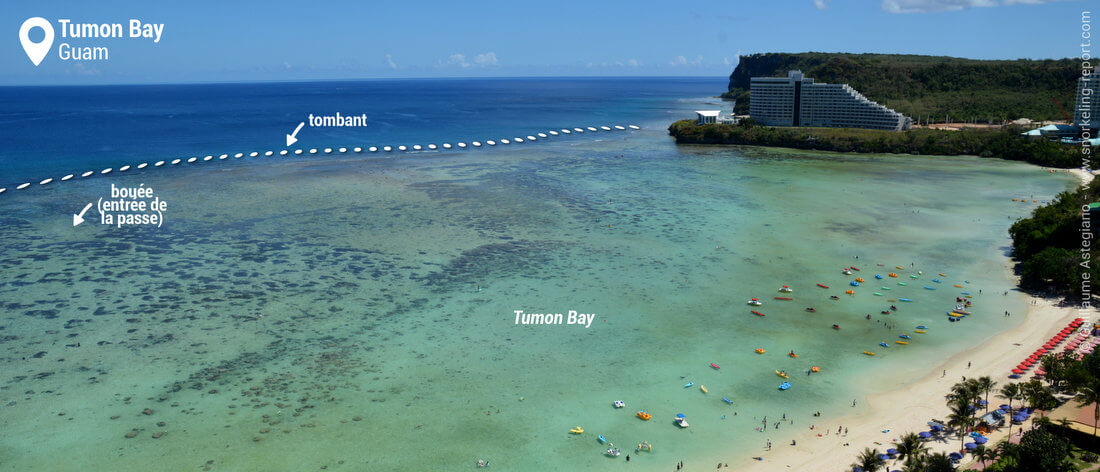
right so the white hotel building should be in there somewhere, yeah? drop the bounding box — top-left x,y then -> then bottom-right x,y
750,70 -> 912,131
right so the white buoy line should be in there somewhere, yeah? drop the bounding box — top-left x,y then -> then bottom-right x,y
4,124 -> 641,195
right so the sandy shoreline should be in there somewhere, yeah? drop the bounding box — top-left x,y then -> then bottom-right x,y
728,167 -> 1096,471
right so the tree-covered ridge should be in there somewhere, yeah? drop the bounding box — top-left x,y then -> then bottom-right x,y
1009,179 -> 1100,298
667,120 -> 1081,168
723,52 -> 1079,122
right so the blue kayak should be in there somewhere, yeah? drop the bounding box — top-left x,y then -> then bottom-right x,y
722,397 -> 734,404
598,435 -> 607,444
684,382 -> 694,388
879,342 -> 890,348
899,334 -> 911,339
899,298 -> 913,302
916,325 -> 928,329
778,382 -> 791,391
923,286 -> 936,290
932,279 -> 942,283
850,281 -> 861,286
875,274 -> 883,279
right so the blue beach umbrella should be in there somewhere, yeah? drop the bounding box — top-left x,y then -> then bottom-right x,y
853,468 -> 864,472
886,448 -> 898,455
918,431 -> 932,439
964,442 -> 977,450
975,437 -> 988,444
930,424 -> 943,431
1008,374 -> 1021,379
877,454 -> 890,461
999,404 -> 1011,411
949,452 -> 963,460
994,409 -> 1006,415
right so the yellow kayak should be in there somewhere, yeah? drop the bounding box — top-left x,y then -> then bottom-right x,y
863,351 -> 876,356
915,330 -> 927,334
700,385 -> 708,394
570,427 -> 584,434
776,370 -> 790,379
896,341 -> 909,345
895,266 -> 904,270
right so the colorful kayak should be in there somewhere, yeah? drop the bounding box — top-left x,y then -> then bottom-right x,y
898,298 -> 913,302
915,330 -> 927,334
755,348 -> 766,354
916,325 -> 928,329
599,434 -> 607,444
722,396 -> 734,404
863,351 -> 876,356
850,266 -> 861,271
899,334 -> 911,339
775,297 -> 793,300
879,342 -> 890,348
873,292 -> 884,296
570,427 -> 584,434
896,341 -> 909,345
954,284 -> 963,288
924,286 -> 936,290
684,382 -> 694,388
932,279 -> 942,283
832,324 -> 840,330
897,282 -> 907,286
710,363 -> 720,370
700,385 -> 708,394
776,370 -> 789,379
778,382 -> 791,390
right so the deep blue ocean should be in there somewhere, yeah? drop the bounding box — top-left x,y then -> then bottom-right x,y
0,77 -> 722,187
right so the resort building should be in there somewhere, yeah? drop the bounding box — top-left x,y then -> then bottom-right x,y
694,110 -> 738,125
1076,75 -> 1098,133
749,70 -> 912,131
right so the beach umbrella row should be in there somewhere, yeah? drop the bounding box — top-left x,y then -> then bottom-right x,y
1011,318 -> 1085,378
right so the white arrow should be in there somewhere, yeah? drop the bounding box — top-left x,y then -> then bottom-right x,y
286,121 -> 305,147
73,202 -> 93,227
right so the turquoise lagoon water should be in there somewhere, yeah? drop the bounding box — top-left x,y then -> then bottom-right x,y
0,85 -> 1080,471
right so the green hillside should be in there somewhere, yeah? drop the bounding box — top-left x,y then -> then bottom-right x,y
723,52 -> 1079,122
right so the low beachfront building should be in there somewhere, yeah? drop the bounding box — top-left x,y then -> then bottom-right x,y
749,70 -> 911,131
695,110 -> 720,125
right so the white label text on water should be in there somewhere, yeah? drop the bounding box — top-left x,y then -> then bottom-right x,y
514,310 -> 596,328
308,113 -> 368,127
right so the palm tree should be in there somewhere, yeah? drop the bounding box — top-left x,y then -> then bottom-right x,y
893,432 -> 927,468
976,376 -> 997,412
999,382 -> 1021,439
853,447 -> 885,472
947,401 -> 973,450
974,444 -> 997,467
1075,378 -> 1100,436
922,452 -> 955,472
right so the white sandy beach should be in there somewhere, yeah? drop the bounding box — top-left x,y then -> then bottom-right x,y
731,168 -> 1096,471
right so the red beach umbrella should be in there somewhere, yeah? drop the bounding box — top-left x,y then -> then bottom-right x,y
1012,369 -> 1024,374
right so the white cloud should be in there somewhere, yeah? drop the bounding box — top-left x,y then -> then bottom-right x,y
813,0 -> 828,10
627,58 -> 639,67
446,54 -> 469,68
384,54 -> 397,69
723,57 -> 731,65
881,0 -> 1050,13
670,55 -> 704,66
473,52 -> 498,66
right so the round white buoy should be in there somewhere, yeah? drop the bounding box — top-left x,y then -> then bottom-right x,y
235,153 -> 244,158
102,168 -> 113,174
587,127 -> 598,132
309,149 -> 318,154
82,171 -> 94,177
384,146 -> 393,152
339,147 -> 348,153
487,140 -> 496,146
354,147 -> 362,153
155,161 -> 165,167
458,142 -> 467,148
203,156 -> 213,161
629,125 -> 640,130
187,157 -> 197,163
472,142 -> 482,147
398,145 -> 407,151
428,144 -> 437,150
324,148 -> 332,154
369,147 -> 378,152
412,145 -> 422,151
265,151 -> 274,156
119,165 -> 131,171
549,131 -> 559,136
17,183 -> 30,190
280,150 -> 288,156
40,178 -> 53,185
615,125 -> 625,130
249,151 -> 259,157
62,174 -> 74,180
294,149 -> 304,155
443,143 -> 452,149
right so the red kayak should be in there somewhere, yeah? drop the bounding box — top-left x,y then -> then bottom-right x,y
805,308 -> 817,312
751,310 -> 766,317
710,363 -> 721,370
850,266 -> 861,271
816,283 -> 829,289
774,297 -> 793,300
832,324 -> 840,330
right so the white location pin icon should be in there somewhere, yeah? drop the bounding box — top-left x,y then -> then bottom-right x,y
19,17 -> 54,67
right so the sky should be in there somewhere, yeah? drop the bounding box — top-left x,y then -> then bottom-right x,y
0,0 -> 1089,85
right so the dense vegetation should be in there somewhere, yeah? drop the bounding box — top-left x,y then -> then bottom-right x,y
667,120 -> 1081,168
1009,179 -> 1100,298
722,53 -> 1080,122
